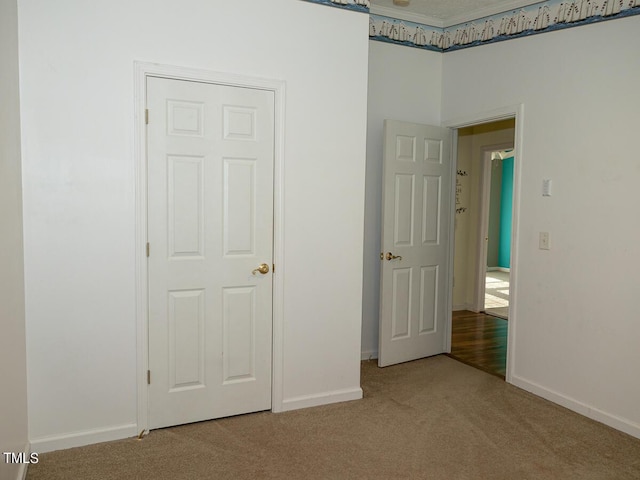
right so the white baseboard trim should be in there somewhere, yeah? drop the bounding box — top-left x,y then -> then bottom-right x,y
510,374 -> 640,440
280,387 -> 363,412
8,441 -> 30,480
30,423 -> 138,453
361,350 -> 378,361
20,442 -> 31,480
5,462 -> 30,480
18,462 -> 28,480
452,304 -> 469,311
1,441 -> 31,480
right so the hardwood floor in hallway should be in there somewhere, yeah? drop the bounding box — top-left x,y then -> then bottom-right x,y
448,310 -> 507,379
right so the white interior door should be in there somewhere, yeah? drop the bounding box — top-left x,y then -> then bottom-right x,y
378,120 -> 452,367
147,76 -> 274,429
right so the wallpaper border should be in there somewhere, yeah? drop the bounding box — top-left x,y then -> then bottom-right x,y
369,14 -> 442,51
302,0 -> 370,13
370,0 -> 640,52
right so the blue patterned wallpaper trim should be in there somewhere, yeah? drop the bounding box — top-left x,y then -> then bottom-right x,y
302,0 -> 370,13
369,14 -> 442,51
370,0 -> 640,52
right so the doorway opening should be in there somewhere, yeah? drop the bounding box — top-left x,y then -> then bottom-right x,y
449,118 -> 516,379
483,148 -> 514,319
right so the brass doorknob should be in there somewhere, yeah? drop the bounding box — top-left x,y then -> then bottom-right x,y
385,252 -> 402,261
252,263 -> 270,275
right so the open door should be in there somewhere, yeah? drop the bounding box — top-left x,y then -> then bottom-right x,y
378,120 -> 453,367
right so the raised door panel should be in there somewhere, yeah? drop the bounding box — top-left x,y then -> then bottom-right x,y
168,289 -> 205,391
223,159 -> 256,256
168,100 -> 204,137
223,106 -> 257,141
422,175 -> 441,246
424,138 -> 442,164
391,268 -> 412,340
394,174 -> 415,247
396,135 -> 416,162
222,287 -> 257,384
419,266 -> 438,334
168,156 -> 204,258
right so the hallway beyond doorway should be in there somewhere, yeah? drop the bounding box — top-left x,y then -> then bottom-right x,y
485,270 -> 509,319
449,310 -> 507,379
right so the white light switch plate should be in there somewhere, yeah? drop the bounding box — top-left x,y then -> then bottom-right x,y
539,232 -> 550,250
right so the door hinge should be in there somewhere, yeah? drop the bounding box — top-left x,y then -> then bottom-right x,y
146,242 -> 150,257
147,370 -> 151,385
145,109 -> 149,125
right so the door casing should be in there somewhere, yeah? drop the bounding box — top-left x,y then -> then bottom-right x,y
134,62 -> 286,434
444,104 -> 524,383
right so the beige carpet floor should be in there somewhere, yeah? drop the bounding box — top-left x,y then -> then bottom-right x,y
27,356 -> 640,479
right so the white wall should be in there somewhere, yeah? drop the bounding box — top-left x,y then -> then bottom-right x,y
0,0 -> 29,478
443,17 -> 640,437
19,0 -> 369,450
362,41 -> 442,359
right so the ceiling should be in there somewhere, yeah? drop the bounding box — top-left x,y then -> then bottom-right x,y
369,0 -> 543,27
